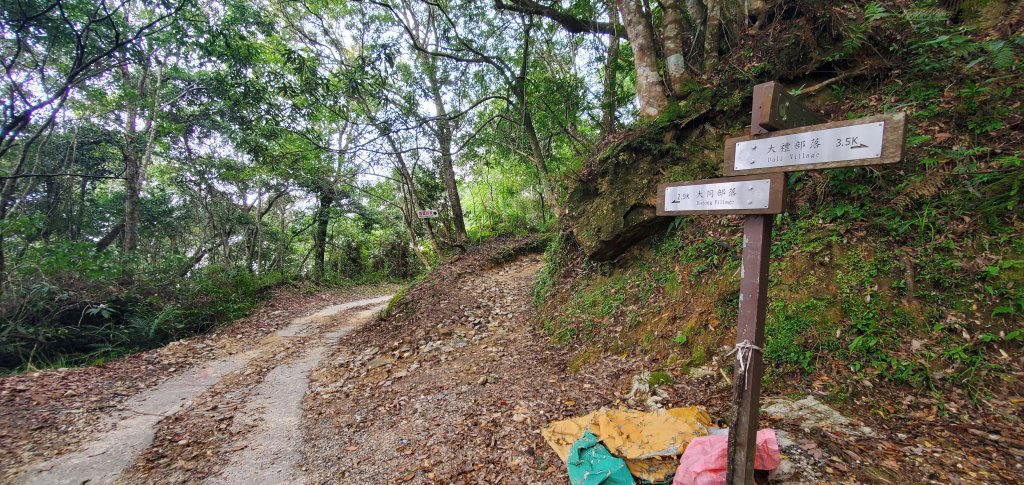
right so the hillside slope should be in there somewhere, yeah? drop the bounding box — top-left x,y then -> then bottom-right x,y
534,2 -> 1024,482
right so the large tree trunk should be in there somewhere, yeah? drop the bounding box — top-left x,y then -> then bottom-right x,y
497,0 -> 752,118
617,0 -> 668,118
312,190 -> 333,281
121,59 -> 149,253
662,0 -> 692,95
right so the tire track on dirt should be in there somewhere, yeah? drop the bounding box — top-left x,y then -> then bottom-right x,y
205,304 -> 386,485
12,355 -> 254,485
10,294 -> 392,485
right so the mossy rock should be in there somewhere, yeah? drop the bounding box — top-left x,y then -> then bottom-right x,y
564,104 -> 725,261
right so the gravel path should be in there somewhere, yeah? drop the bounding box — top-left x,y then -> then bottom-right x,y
300,251 -> 629,483
207,305 -> 385,485
5,291 -> 394,485
13,355 -> 253,485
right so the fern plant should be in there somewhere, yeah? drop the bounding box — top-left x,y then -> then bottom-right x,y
864,1 -> 891,21
891,160 -> 951,214
982,39 -> 1018,70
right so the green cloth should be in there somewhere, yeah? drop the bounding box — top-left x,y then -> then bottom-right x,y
567,431 -> 635,485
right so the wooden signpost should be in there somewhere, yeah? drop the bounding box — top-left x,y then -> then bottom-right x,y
657,82 -> 906,484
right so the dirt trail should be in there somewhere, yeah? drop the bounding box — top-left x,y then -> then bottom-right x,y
300,250 -> 622,483
208,306 -> 384,485
6,292 -> 392,485
13,355 -> 253,485
293,239 -> 841,484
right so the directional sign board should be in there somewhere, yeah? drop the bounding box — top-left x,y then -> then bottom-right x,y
656,174 -> 786,216
416,209 -> 439,218
723,112 -> 906,175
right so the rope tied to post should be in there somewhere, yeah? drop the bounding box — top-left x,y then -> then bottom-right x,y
725,340 -> 763,376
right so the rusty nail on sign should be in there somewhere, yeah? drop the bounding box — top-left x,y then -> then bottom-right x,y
656,174 -> 786,216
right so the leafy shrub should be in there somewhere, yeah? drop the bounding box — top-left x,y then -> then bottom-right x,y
0,244 -> 289,372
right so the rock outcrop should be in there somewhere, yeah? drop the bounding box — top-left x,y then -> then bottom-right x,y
565,108 -> 725,261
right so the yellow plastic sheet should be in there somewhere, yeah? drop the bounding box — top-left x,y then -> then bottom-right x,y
542,407 -> 711,483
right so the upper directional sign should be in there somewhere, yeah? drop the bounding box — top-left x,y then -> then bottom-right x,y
656,174 -> 786,216
723,112 -> 906,175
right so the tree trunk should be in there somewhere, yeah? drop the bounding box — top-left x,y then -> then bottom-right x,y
95,223 -> 125,252
686,0 -> 708,66
123,149 -> 141,252
255,191 -> 266,273
380,129 -> 442,255
601,3 -> 620,136
617,0 -> 668,118
121,59 -> 150,253
73,177 -> 88,240
723,0 -> 746,52
180,241 -> 221,278
423,56 -> 468,245
662,0 -> 692,95
703,0 -> 722,70
516,20 -> 563,217
312,190 -> 333,281
0,213 -> 6,289
399,184 -> 432,269
121,47 -> 162,254
274,202 -> 289,270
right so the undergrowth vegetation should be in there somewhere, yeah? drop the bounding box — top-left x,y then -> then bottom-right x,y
535,0 -> 1023,407
0,233 -> 414,372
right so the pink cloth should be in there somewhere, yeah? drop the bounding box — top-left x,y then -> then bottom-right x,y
672,429 -> 781,485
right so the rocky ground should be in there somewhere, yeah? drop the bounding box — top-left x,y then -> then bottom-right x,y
2,237 -> 1021,484
298,238 -> 808,484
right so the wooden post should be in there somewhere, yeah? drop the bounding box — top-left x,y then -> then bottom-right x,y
726,214 -> 772,483
726,83 -> 824,484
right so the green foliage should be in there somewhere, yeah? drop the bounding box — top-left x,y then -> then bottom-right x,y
380,285 -> 410,319
647,371 -> 672,387
538,260 -> 631,344
765,299 -> 836,373
532,233 -> 568,306
0,245 -> 290,371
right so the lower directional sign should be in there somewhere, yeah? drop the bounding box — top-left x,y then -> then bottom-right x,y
656,174 -> 786,216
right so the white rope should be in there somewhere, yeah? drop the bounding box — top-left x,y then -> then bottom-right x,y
725,340 -> 763,376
